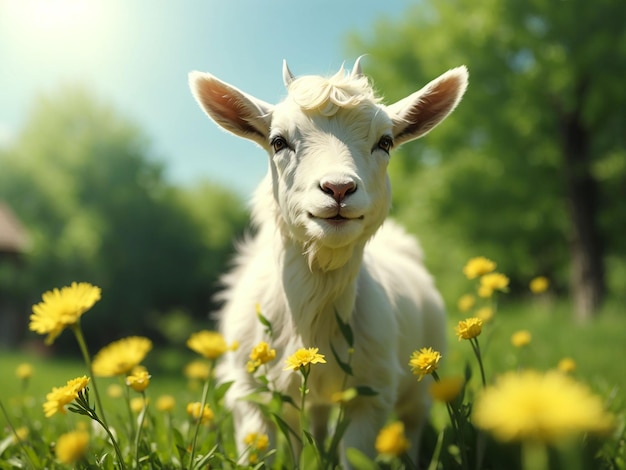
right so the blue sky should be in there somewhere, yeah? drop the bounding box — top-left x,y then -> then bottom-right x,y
0,0 -> 413,196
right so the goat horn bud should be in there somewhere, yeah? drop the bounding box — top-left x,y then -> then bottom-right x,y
351,55 -> 366,78
282,60 -> 295,88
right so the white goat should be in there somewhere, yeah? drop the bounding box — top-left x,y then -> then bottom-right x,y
189,57 -> 468,465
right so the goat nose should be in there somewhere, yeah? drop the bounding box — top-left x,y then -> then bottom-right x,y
320,180 -> 357,202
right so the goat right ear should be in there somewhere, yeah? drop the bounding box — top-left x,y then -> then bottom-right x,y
189,71 -> 273,148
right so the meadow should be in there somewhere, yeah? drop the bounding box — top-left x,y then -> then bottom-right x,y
0,274 -> 624,469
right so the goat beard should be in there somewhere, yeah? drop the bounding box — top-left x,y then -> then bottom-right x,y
303,239 -> 360,272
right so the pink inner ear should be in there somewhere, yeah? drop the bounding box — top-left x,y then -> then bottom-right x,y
194,80 -> 260,136
398,73 -> 466,140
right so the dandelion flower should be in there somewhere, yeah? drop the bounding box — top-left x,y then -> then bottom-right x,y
247,341 -> 277,372
187,330 -> 233,360
92,336 -> 152,377
107,384 -> 123,398
12,427 -> 29,443
478,285 -> 494,298
284,347 -> 327,372
375,421 -> 410,457
16,363 -> 33,380
244,432 -> 270,451
187,402 -> 214,424
126,369 -> 151,392
463,257 -> 496,279
511,330 -> 532,348
480,273 -> 509,294
429,377 -> 464,403
473,370 -> 615,443
456,317 -> 483,341
530,276 -> 550,294
156,394 -> 176,412
29,282 -> 101,345
457,294 -> 476,312
409,347 -> 441,381
184,360 -> 211,380
557,357 -> 576,373
55,430 -> 89,464
130,397 -> 148,413
476,307 -> 494,323
43,376 -> 90,418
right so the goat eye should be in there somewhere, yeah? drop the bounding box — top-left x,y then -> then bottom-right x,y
271,136 -> 288,153
377,136 -> 393,153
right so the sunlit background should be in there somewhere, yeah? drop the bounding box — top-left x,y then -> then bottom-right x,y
0,0 -> 411,193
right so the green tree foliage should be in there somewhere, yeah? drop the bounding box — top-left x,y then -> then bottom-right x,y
348,0 -> 626,310
0,87 -> 247,347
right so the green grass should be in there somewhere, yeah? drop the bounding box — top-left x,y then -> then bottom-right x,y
1,298 -> 624,469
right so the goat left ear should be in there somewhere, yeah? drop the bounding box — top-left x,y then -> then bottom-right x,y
189,71 -> 273,148
387,66 -> 468,146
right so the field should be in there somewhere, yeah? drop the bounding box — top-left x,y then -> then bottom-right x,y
1,296 -> 625,469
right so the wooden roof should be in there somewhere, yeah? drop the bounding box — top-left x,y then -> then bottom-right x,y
0,202 -> 29,253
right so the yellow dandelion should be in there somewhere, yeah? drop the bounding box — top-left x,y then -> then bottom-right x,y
16,363 -> 33,380
476,307 -> 494,323
55,430 -> 89,464
429,376 -> 465,403
92,336 -> 152,377
130,397 -> 148,413
12,426 -> 29,443
375,421 -> 410,457
557,357 -> 576,373
284,347 -> 327,372
473,370 -> 615,443
156,394 -> 176,412
186,402 -> 214,424
107,384 -> 124,398
332,387 -> 359,404
184,360 -> 211,380
480,273 -> 509,293
457,294 -> 476,312
43,376 -> 90,418
187,330 -> 234,360
29,282 -> 101,345
477,285 -> 494,298
126,369 -> 151,393
456,317 -> 483,341
244,432 -> 270,451
463,257 -> 496,279
530,276 -> 550,294
511,330 -> 532,348
409,347 -> 441,381
247,341 -> 277,373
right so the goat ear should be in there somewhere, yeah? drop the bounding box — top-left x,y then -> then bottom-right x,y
189,71 -> 273,148
387,66 -> 468,146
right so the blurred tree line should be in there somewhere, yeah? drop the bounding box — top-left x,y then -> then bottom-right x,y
0,87 -> 248,350
349,0 -> 626,319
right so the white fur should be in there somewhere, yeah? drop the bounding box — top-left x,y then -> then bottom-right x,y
189,59 -> 468,465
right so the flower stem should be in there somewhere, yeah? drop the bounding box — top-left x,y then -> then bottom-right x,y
0,399 -> 37,469
469,338 -> 487,387
71,323 -> 109,427
188,374 -> 211,470
134,392 -> 149,468
522,441 -> 548,470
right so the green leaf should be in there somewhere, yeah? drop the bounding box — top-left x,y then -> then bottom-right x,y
330,342 -> 353,376
271,413 -> 302,445
334,309 -> 354,347
354,385 -> 378,397
346,448 -> 380,470
299,438 -> 322,469
214,380 -> 234,402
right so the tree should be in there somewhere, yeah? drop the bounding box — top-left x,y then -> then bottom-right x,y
349,0 -> 626,318
0,87 -> 247,347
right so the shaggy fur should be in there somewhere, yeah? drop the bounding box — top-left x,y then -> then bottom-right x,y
189,58 -> 468,465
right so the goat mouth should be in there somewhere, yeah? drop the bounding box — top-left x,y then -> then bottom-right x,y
308,213 -> 364,222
